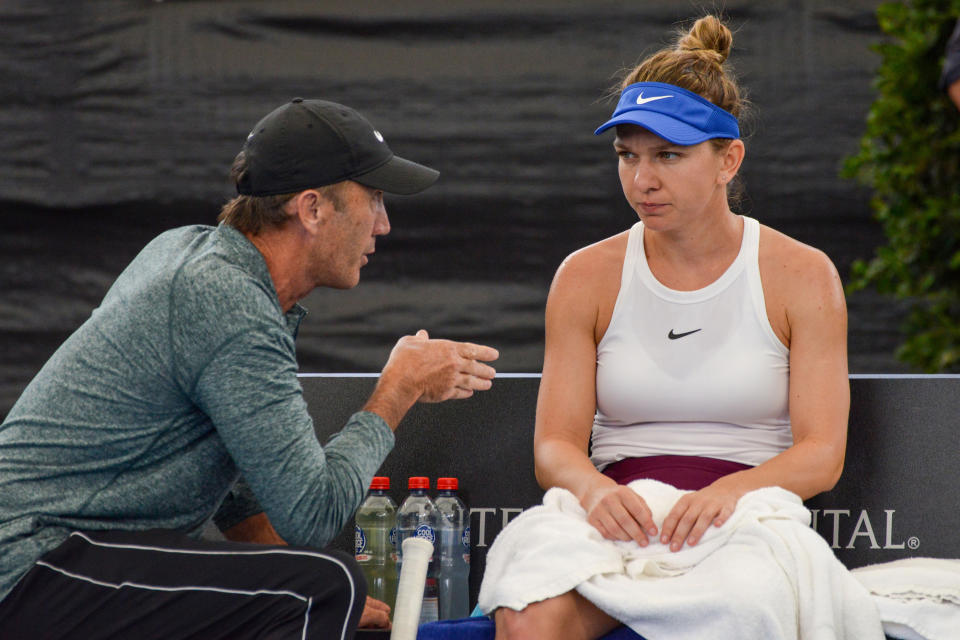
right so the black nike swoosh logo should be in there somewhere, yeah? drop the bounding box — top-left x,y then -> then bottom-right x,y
668,328 -> 702,340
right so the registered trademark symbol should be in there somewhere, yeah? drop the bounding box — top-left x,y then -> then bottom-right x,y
907,537 -> 920,550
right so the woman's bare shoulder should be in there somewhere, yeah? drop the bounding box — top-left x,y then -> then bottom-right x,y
758,223 -> 842,290
757,223 -> 845,338
554,230 -> 630,288
547,231 -> 631,340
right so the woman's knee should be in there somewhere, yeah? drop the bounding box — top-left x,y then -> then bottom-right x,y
495,606 -> 540,640
494,591 -> 620,640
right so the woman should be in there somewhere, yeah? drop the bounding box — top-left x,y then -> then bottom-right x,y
492,15 -> 849,640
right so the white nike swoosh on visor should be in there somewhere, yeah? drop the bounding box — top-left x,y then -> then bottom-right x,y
635,93 -> 673,105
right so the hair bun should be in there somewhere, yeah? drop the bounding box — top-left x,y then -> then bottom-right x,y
617,12 -> 745,118
678,15 -> 733,64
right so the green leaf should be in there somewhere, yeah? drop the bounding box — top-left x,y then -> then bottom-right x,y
841,1 -> 960,371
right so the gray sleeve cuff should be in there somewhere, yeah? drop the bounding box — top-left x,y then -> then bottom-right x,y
350,410 -> 395,444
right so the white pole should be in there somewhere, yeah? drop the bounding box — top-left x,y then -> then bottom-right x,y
390,537 -> 434,640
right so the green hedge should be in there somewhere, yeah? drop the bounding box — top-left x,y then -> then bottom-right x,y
843,1 -> 960,371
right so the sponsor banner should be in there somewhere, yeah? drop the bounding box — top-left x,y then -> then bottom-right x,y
305,375 -> 960,608
469,505 -> 922,553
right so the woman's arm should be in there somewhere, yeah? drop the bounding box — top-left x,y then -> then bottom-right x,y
534,244 -> 659,546
750,246 -> 849,496
659,240 -> 849,551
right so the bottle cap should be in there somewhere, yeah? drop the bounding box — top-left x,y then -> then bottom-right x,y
407,476 -> 430,490
436,477 -> 458,490
369,476 -> 390,490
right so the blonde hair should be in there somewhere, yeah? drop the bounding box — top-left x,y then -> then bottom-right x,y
622,15 -> 747,125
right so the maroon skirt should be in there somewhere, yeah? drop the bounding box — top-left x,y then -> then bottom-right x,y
601,455 -> 752,491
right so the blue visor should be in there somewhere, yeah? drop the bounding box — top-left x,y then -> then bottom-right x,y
594,81 -> 740,145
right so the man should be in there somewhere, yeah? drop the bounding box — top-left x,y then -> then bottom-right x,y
943,18 -> 960,111
0,98 -> 499,638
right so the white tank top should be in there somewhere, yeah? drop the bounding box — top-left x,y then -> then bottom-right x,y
591,216 -> 792,469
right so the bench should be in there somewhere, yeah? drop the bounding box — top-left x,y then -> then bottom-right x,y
303,373 -> 960,609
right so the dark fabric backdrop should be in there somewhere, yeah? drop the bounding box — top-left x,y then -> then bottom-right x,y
1,0 -> 916,419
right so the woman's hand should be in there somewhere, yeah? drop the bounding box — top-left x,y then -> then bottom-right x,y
659,480 -> 743,552
581,482 -> 659,546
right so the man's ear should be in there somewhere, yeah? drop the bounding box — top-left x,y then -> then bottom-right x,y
290,189 -> 333,234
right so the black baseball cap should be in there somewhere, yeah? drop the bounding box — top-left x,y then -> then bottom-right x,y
236,98 -> 439,196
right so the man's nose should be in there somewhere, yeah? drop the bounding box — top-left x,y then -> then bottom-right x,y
374,207 -> 390,236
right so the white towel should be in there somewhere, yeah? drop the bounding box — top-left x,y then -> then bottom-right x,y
852,557 -> 960,640
478,479 -> 884,640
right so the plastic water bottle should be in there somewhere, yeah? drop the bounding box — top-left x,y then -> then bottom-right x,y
354,476 -> 398,613
435,477 -> 470,620
396,476 -> 439,624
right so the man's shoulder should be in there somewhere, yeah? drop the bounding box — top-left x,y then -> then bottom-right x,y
127,224 -> 218,279
169,227 -> 280,326
147,224 -> 216,251
172,226 -> 265,289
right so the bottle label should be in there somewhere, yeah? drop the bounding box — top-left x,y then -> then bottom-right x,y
461,525 -> 471,565
415,524 -> 436,544
420,577 -> 439,624
354,525 -> 366,556
389,527 -> 398,548
420,595 -> 439,624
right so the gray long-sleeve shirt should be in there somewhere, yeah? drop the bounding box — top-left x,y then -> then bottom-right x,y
0,223 -> 394,601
